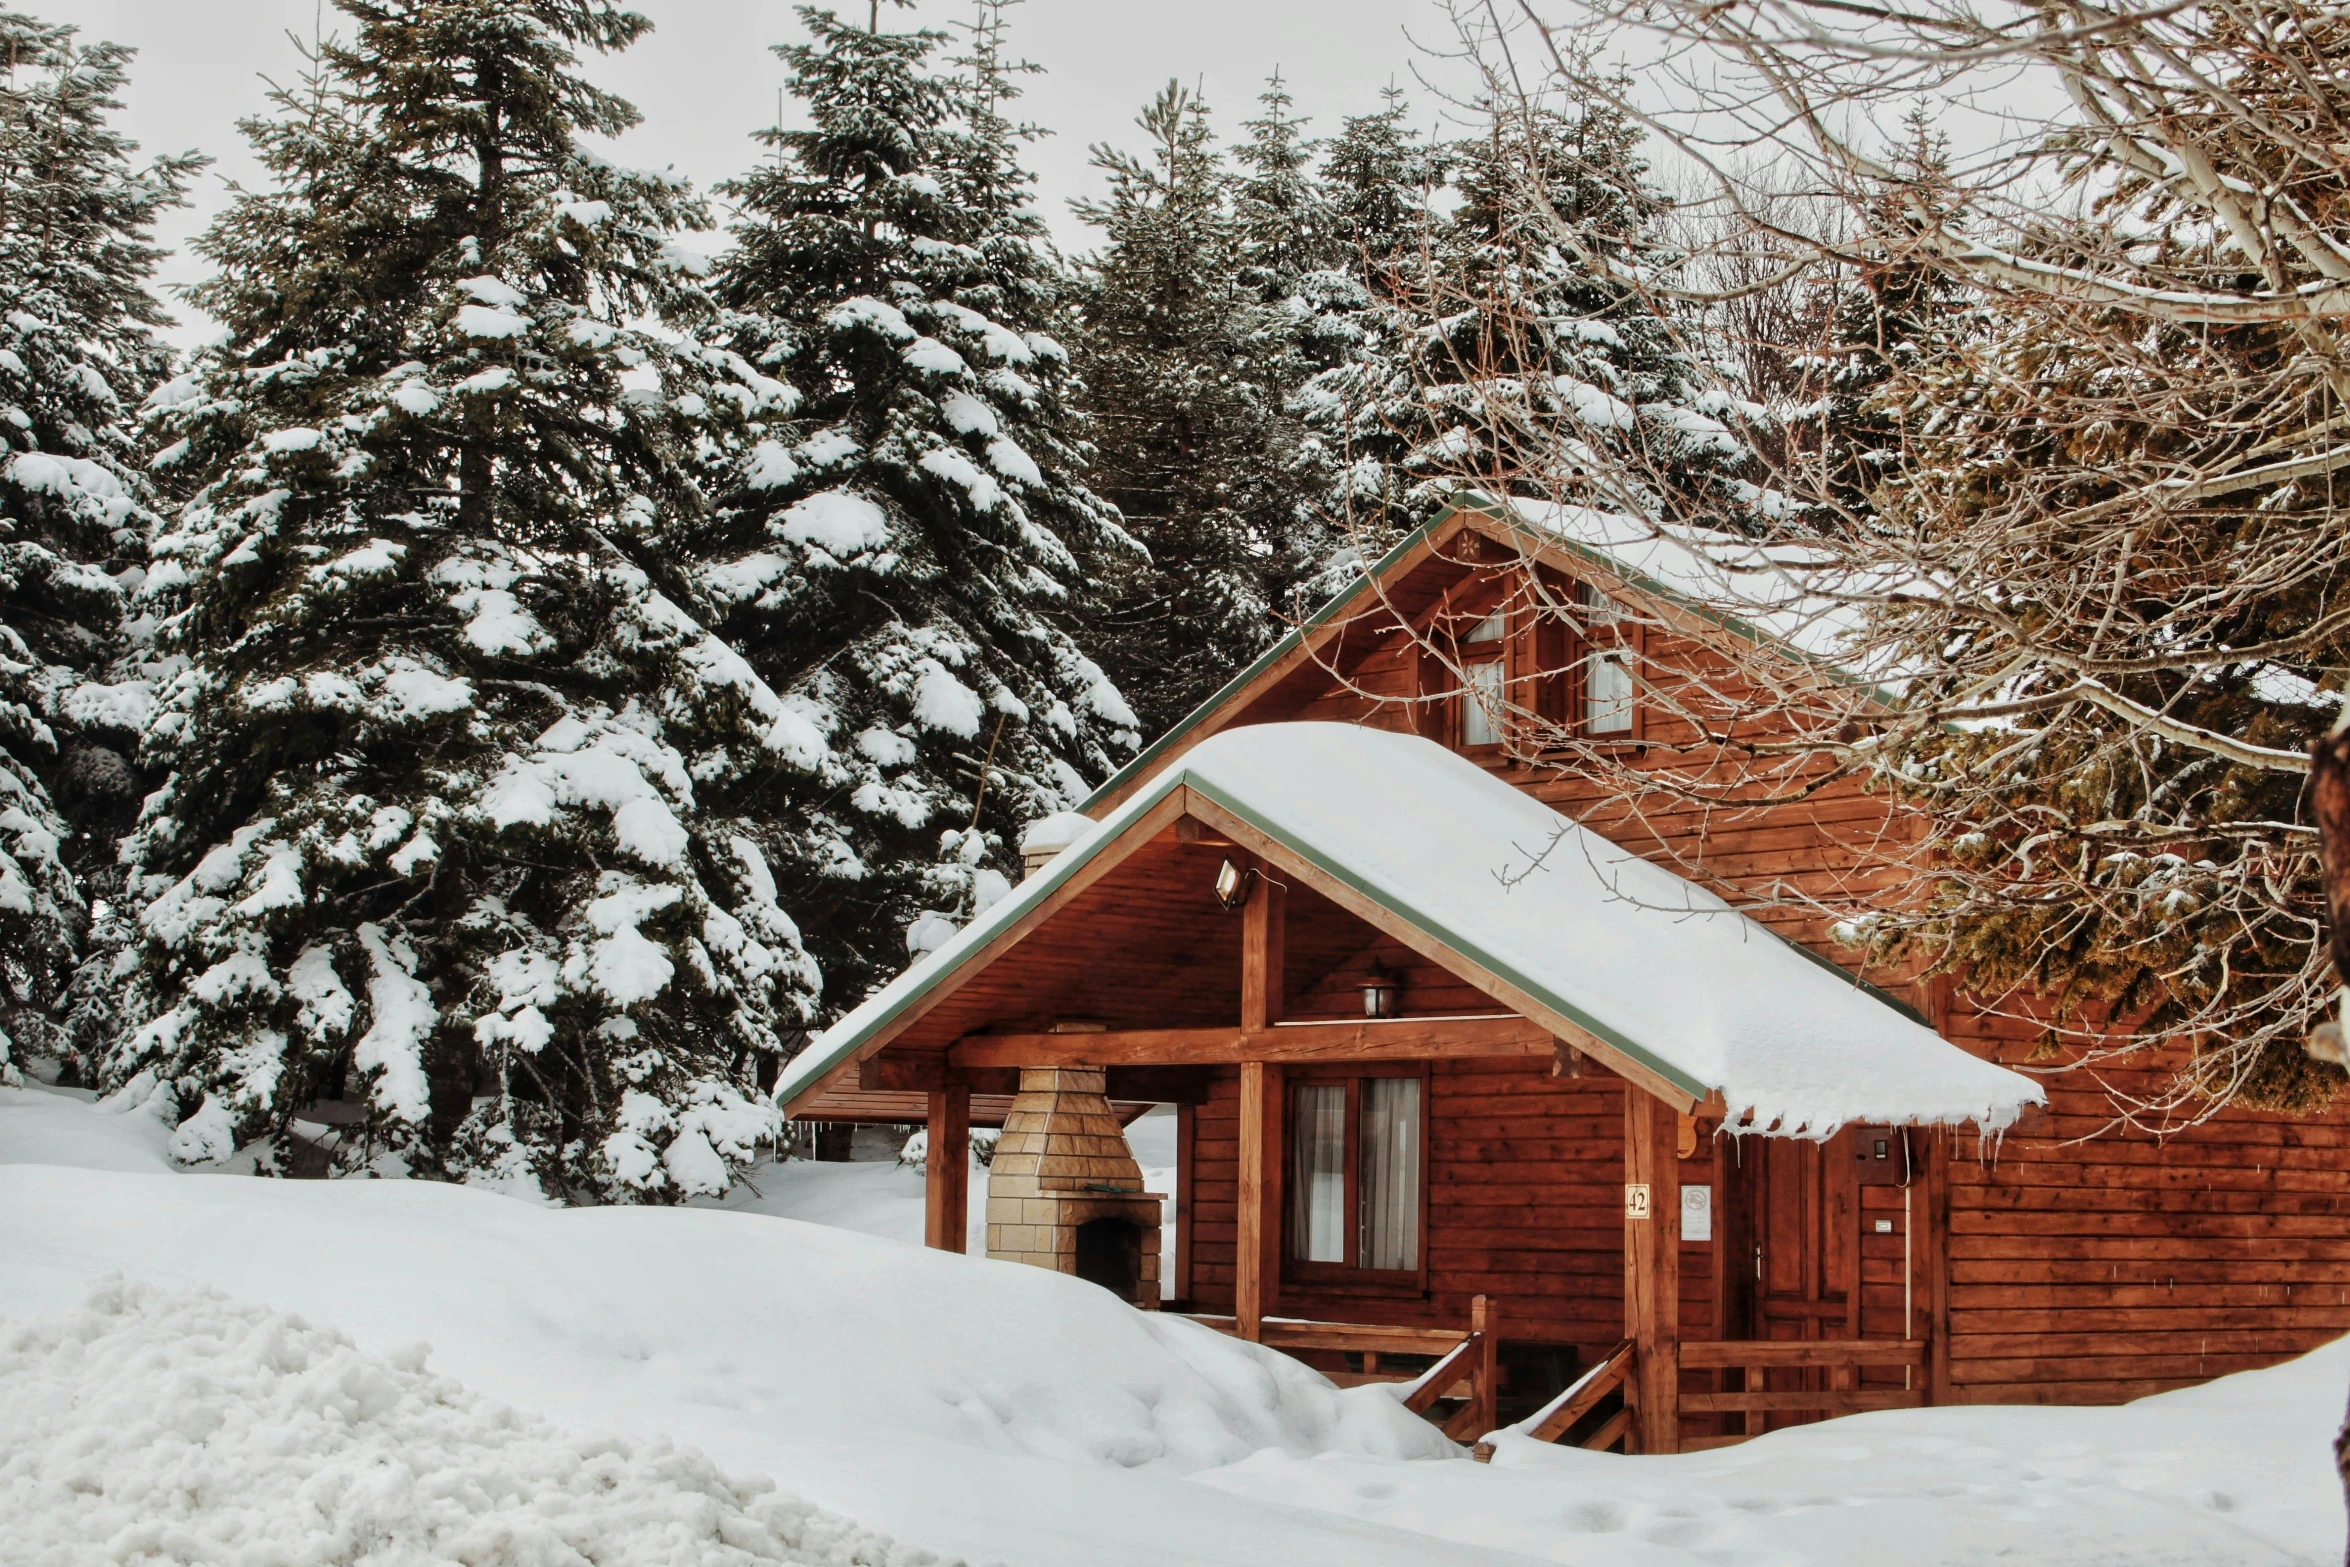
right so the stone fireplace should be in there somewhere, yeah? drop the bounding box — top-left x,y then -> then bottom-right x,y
985,1066 -> 1163,1307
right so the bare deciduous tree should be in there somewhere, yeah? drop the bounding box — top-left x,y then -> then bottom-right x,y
1326,0 -> 2350,1127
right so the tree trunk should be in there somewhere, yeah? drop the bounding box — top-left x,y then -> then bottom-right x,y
2314,718 -> 2350,1566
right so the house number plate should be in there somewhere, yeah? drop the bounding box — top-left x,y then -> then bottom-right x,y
1624,1183 -> 1652,1219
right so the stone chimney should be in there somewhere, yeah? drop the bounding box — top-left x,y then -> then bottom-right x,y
985,1067 -> 1163,1307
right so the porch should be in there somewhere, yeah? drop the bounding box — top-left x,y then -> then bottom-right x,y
904,1048 -> 1944,1455
774,723 -> 2036,1453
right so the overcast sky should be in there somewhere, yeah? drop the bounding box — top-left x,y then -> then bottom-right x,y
24,0 -> 1496,339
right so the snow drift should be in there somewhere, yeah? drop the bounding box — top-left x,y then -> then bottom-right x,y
0,1279 -> 939,1567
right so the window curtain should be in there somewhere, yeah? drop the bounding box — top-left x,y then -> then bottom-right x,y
1586,651 -> 1634,733
1289,1085 -> 1347,1262
1462,659 -> 1505,746
1358,1077 -> 1421,1270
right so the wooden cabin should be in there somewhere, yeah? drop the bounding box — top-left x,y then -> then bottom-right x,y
776,495 -> 2350,1454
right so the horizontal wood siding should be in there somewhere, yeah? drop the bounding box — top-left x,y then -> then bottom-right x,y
1187,1052 -> 1732,1424
1942,1021 -> 2350,1402
1271,558 -> 2350,1408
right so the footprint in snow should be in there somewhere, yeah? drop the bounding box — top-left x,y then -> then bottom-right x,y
1561,1500 -> 1629,1533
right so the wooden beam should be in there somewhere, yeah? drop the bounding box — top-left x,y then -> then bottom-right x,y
1524,1338 -> 1633,1443
1682,1389 -> 1925,1415
1624,1089 -> 1681,1453
1581,1406 -> 1632,1454
1924,1124 -> 1952,1406
1679,1339 -> 1926,1369
1103,1066 -> 1212,1104
1401,1332 -> 1483,1418
1175,1315 -> 1470,1357
923,1086 -> 969,1253
1470,1294 -> 1500,1439
780,786 -> 1192,1114
950,1015 -> 1553,1068
1235,1060 -> 1283,1342
1242,857 -> 1286,1032
1181,791 -> 1704,1111
864,1054 -> 942,1091
1173,1101 -> 1196,1303
860,1056 -> 1021,1095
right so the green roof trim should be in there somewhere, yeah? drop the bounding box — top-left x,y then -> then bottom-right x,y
773,769 -> 1191,1110
1077,507 -> 1460,814
779,746 -> 1713,1112
1081,488 -> 1907,815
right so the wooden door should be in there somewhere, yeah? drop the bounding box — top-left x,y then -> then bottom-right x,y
1746,1130 -> 1863,1433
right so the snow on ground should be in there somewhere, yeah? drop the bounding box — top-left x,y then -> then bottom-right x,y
1202,1363 -> 2349,1564
1,1280 -> 929,1567
4,1079 -> 2346,1566
699,1107 -> 1179,1281
0,1083 -> 1475,1567
0,1078 -> 175,1175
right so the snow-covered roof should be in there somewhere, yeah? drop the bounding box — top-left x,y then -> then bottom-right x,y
1505,499 -> 1882,672
1079,490 -> 1908,816
781,723 -> 2040,1135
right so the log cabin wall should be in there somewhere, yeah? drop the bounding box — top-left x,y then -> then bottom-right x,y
1183,1054 -> 1721,1430
1236,536 -> 2350,1407
1940,1028 -> 2350,1404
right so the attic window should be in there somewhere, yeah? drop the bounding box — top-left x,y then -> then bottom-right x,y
1461,658 -> 1505,747
1583,584 -> 1634,735
1457,605 -> 1508,750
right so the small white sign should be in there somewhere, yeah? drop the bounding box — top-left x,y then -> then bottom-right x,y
1624,1183 -> 1652,1220
1681,1185 -> 1713,1242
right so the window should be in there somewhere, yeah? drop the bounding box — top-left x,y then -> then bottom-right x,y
1286,1074 -> 1424,1278
1456,605 -> 1508,749
1587,652 -> 1634,733
1582,584 -> 1635,735
1460,658 -> 1505,747
1291,1086 -> 1348,1262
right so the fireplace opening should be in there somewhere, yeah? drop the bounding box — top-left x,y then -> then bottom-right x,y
1073,1216 -> 1143,1302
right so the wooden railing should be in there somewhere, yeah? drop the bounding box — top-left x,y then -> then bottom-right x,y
1494,1336 -> 1635,1458
1182,1296 -> 1501,1443
1679,1339 -> 1926,1447
1178,1320 -> 1923,1458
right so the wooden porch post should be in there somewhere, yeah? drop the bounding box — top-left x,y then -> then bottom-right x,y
1923,1125 -> 1952,1405
923,1085 -> 970,1252
1624,1088 -> 1681,1453
1172,1101 -> 1197,1305
1236,866 -> 1287,1341
1237,1060 -> 1283,1340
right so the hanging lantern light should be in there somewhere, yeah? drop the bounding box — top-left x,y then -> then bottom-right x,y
1214,857 -> 1256,911
1361,960 -> 1401,1019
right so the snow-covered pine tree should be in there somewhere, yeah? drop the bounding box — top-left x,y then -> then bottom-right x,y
1289,84 -> 1438,585
1069,82 -> 1315,736
1811,111 -> 1967,526
113,0 -> 818,1200
1232,71 -> 1331,305
703,5 -> 1138,1010
1320,85 -> 1758,543
1228,72 -> 1362,611
0,14 -> 197,1083
1323,84 -> 1434,278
